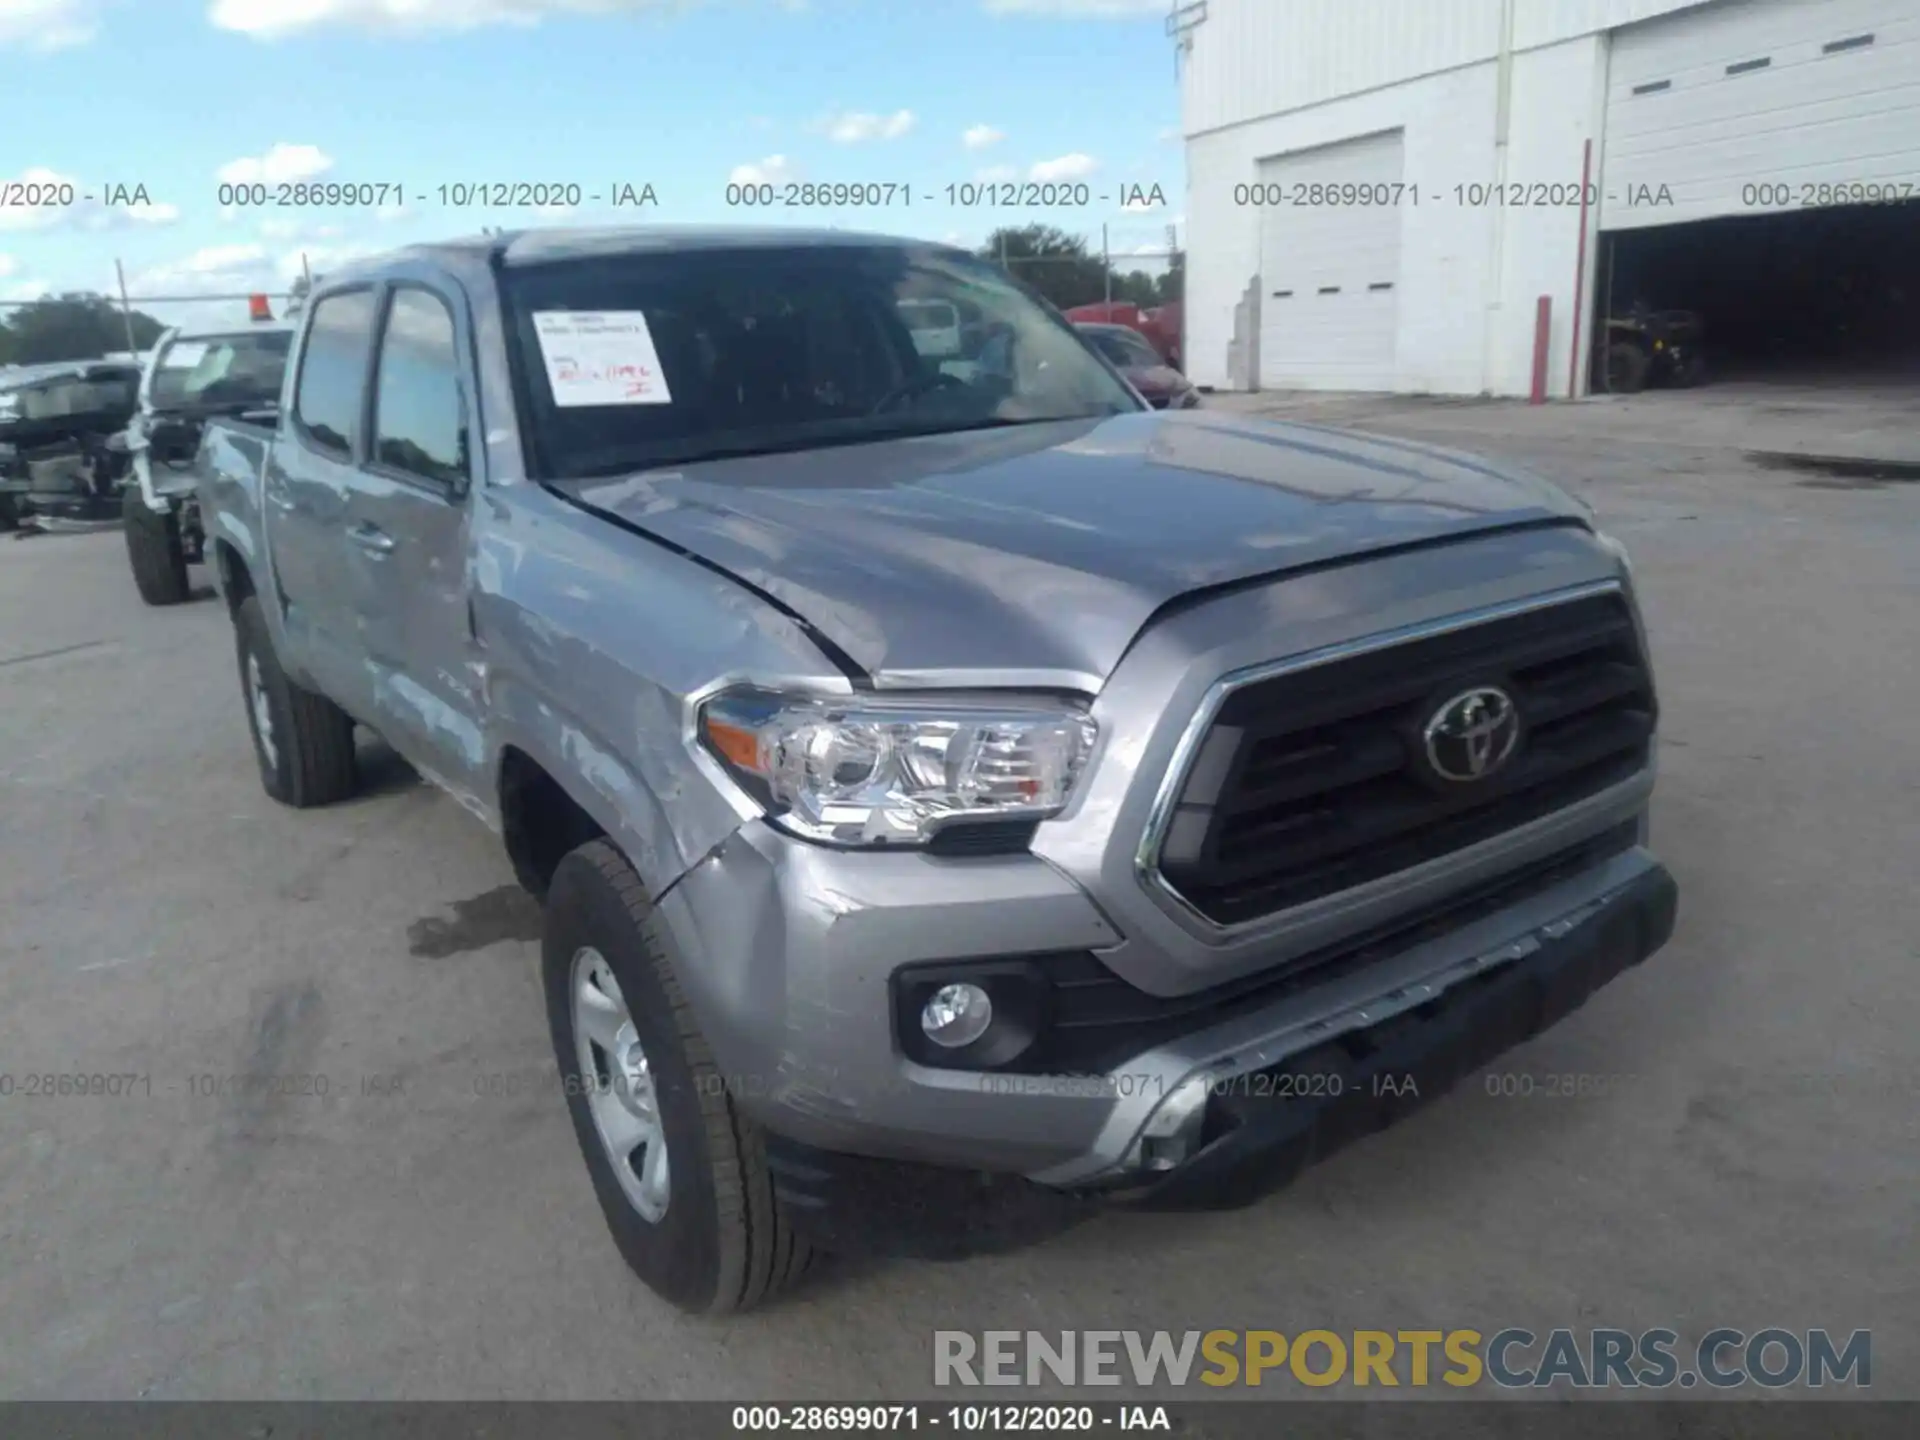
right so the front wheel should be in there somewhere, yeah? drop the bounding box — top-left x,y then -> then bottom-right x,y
123,488 -> 190,605
1604,341 -> 1650,395
543,840 -> 813,1314
232,595 -> 359,807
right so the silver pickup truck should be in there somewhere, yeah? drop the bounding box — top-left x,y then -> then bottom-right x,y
196,226 -> 1677,1315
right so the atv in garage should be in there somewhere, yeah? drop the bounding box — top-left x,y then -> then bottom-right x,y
1599,303 -> 1708,395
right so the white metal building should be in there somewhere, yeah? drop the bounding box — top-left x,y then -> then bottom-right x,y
1175,0 -> 1920,396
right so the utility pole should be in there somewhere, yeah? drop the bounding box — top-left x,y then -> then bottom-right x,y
114,259 -> 139,357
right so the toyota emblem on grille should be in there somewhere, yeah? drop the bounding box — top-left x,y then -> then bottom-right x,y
1422,686 -> 1521,783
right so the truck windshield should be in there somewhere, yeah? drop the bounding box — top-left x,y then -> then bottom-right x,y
500,244 -> 1142,479
148,330 -> 293,411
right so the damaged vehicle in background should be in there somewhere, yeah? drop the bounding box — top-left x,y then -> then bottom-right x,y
122,309 -> 294,604
0,360 -> 142,532
193,227 -> 1676,1317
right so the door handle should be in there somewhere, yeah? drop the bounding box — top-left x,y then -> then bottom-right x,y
348,522 -> 396,555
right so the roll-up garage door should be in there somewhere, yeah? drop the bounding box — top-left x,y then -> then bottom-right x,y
1256,129 -> 1404,389
1603,0 -> 1920,231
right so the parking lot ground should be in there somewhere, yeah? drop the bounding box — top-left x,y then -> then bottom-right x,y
1,416 -> 1916,1399
1205,379 -> 1920,468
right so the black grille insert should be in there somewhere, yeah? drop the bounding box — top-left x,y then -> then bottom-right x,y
1017,820 -> 1641,1075
1156,591 -> 1654,927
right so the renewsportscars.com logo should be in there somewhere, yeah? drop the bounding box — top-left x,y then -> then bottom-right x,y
933,1329 -> 1871,1390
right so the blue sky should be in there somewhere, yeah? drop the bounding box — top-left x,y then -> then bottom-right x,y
0,0 -> 1185,331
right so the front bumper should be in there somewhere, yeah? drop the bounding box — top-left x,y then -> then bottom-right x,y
1122,858 -> 1675,1209
659,807 -> 1670,1164
756,856 -> 1675,1255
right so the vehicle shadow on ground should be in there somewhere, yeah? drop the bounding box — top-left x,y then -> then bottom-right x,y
349,735 -> 425,801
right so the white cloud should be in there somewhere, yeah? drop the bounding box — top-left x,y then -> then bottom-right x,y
0,0 -> 98,50
211,0 -> 715,39
1029,153 -> 1098,182
375,203 -> 410,222
0,252 -> 15,277
820,109 -> 916,143
962,124 -> 1005,150
730,154 -> 798,186
217,144 -> 334,186
974,165 -> 1018,183
4,277 -> 51,302
0,168 -> 181,233
1157,125 -> 1181,143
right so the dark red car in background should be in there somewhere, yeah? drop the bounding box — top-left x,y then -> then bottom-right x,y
1062,301 -> 1181,371
1076,322 -> 1200,410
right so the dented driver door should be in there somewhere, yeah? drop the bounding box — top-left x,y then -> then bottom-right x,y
338,274 -> 490,802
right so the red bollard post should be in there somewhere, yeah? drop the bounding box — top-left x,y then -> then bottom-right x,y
1530,295 -> 1552,405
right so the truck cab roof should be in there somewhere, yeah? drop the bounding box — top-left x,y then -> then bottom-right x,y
315,225 -> 970,289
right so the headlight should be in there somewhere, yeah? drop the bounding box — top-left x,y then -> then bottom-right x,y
697,689 -> 1097,846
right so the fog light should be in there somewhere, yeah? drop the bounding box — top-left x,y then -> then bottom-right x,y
921,983 -> 994,1049
1134,1073 -> 1213,1172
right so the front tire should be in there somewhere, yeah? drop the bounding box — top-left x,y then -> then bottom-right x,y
1604,340 -> 1650,395
123,488 -> 190,606
232,595 -> 359,807
543,840 -> 812,1314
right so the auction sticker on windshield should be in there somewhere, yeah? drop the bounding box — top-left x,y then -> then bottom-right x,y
165,342 -> 209,368
532,310 -> 673,406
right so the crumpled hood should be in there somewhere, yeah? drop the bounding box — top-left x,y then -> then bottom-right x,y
566,410 -> 1590,688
